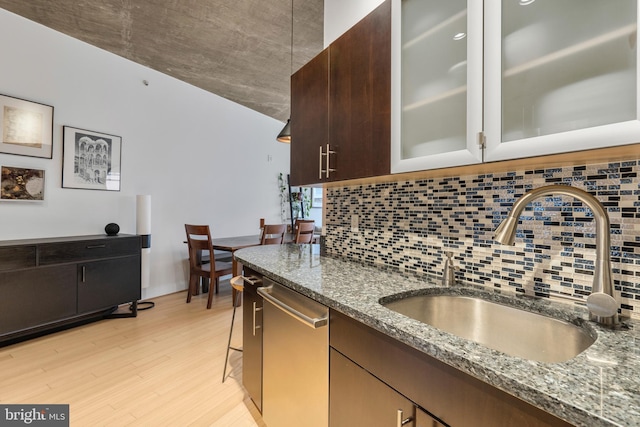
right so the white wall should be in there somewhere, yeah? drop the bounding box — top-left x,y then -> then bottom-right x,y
0,9 -> 290,299
324,0 -> 386,45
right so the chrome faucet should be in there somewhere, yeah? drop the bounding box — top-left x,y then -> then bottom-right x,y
493,185 -> 619,327
442,251 -> 459,286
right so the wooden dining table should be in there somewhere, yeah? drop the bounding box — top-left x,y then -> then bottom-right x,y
212,232 -> 319,274
189,232 -> 319,305
211,234 -> 265,277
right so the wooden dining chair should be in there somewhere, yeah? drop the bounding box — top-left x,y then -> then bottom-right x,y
260,224 -> 287,245
185,224 -> 233,309
294,220 -> 315,243
295,218 -> 314,227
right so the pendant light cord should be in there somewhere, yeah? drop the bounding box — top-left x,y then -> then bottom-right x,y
290,0 -> 294,76
276,0 -> 294,143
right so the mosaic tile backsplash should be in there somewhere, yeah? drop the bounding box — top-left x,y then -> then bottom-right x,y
323,159 -> 640,320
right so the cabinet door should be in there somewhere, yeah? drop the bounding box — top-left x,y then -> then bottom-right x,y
391,0 -> 483,173
416,407 -> 447,427
484,0 -> 640,161
290,48 -> 329,187
330,349 -> 415,427
77,256 -> 141,313
330,0 -> 391,181
242,281 -> 263,412
0,265 -> 76,335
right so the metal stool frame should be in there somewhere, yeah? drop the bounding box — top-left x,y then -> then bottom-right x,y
222,276 -> 244,382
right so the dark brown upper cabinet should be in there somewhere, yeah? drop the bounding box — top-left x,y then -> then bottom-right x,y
290,0 -> 391,186
290,48 -> 330,186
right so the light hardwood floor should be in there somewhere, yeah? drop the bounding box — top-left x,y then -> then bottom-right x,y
0,280 -> 266,427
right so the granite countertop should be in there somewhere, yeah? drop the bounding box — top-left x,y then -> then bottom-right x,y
235,244 -> 640,427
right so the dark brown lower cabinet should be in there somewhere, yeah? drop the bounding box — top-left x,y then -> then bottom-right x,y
330,348 -> 417,427
416,408 -> 447,427
330,309 -> 572,427
242,267 -> 263,412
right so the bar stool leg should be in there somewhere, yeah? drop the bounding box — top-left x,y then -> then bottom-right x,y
222,287 -> 243,383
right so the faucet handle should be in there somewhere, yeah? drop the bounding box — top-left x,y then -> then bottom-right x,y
442,252 -> 459,286
587,292 -> 619,325
445,252 -> 459,268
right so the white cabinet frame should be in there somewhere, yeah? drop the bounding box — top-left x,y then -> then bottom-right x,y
483,0 -> 640,162
391,0 -> 484,173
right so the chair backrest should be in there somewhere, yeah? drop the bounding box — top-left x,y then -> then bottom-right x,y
185,224 -> 215,269
294,219 -> 314,234
295,220 -> 315,243
260,224 -> 287,245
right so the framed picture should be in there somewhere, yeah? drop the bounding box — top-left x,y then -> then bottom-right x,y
311,187 -> 323,208
0,94 -> 54,159
1,166 -> 45,201
62,126 -> 121,191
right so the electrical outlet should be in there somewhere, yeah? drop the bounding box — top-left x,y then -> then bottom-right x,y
351,214 -> 359,232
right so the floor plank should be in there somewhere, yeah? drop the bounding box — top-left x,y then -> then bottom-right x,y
0,280 -> 265,426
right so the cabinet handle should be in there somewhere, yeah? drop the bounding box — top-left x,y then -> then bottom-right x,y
252,301 -> 262,336
242,275 -> 262,286
86,244 -> 106,249
325,143 -> 336,178
319,144 -> 336,179
397,409 -> 413,427
82,266 -> 86,283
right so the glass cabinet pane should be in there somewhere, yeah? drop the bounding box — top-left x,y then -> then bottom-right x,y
501,0 -> 637,142
401,0 -> 468,159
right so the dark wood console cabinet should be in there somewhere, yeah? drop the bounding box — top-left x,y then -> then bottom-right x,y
0,234 -> 141,345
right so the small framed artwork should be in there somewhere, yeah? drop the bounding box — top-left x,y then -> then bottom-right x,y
311,187 -> 323,208
0,94 -> 54,159
62,126 -> 122,191
1,166 -> 45,201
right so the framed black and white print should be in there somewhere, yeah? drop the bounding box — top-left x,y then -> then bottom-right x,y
0,94 -> 54,159
62,126 -> 121,191
1,166 -> 45,201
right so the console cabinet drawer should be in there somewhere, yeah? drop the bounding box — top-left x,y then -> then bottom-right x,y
0,246 -> 36,271
39,237 -> 140,265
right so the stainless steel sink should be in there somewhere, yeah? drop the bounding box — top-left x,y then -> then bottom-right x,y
382,293 -> 596,363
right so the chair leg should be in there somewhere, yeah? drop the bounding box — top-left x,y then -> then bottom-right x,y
215,277 -> 219,294
223,290 -> 243,383
186,274 -> 197,303
207,280 -> 215,309
200,277 -> 209,294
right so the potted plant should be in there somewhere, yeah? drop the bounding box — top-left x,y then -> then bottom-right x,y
278,173 -> 311,224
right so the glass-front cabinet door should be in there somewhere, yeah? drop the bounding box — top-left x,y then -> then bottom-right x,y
484,0 -> 639,161
391,0 -> 483,173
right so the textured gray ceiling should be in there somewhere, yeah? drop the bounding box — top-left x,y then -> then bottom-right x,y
0,0 -> 324,123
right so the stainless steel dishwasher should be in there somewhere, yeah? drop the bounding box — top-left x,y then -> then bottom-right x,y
257,277 -> 329,427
